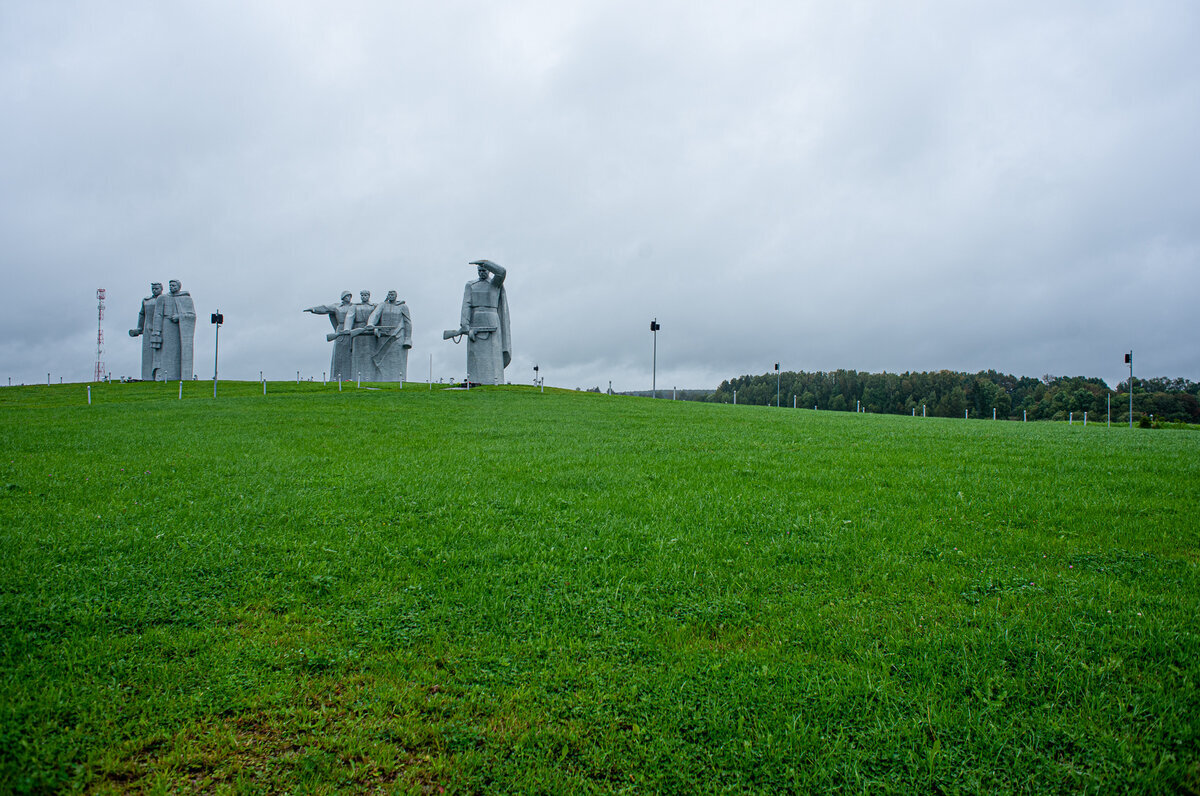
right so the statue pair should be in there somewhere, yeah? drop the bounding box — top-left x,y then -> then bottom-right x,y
305,290 -> 412,382
129,280 -> 196,381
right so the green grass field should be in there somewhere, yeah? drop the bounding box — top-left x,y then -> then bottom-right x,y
2,381 -> 1197,794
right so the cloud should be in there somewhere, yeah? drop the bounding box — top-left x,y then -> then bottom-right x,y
2,1 -> 1197,390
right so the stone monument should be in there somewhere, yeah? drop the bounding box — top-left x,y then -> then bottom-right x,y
304,291 -> 354,381
154,280 -> 196,381
446,260 -> 510,385
369,290 -> 412,382
347,290 -> 378,382
130,279 -> 194,380
128,281 -> 163,380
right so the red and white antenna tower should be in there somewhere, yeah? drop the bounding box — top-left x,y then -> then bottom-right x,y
94,288 -> 106,382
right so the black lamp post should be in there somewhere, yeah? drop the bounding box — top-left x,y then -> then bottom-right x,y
211,311 -> 224,397
650,319 -> 661,398
1125,351 -> 1133,428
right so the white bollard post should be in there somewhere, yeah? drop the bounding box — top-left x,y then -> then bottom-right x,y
179,381 -> 183,400
87,386 -> 91,405
993,408 -> 996,420
1070,412 -> 1073,425
338,377 -> 342,392
965,409 -> 968,419
923,405 -> 926,417
794,396 -> 797,409
913,408 -> 915,417
263,380 -> 266,396
1023,409 -> 1027,422
733,391 -> 737,405
296,371 -> 300,384
357,372 -> 361,388
323,372 -> 326,386
1084,411 -> 1087,426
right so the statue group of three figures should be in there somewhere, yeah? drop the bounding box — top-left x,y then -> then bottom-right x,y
307,259 -> 511,385
128,280 -> 196,381
305,288 -> 414,382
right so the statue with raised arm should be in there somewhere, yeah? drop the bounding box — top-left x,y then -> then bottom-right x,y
150,279 -> 196,381
129,281 -> 163,380
369,290 -> 412,382
304,291 -> 354,381
346,290 -> 379,382
448,260 -> 510,385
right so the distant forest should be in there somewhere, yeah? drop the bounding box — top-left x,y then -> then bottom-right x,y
687,370 -> 1200,423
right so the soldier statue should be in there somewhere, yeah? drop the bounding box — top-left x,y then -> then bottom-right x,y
369,290 -> 412,382
152,280 -> 196,381
346,290 -> 378,382
304,291 -> 354,381
129,281 -> 163,380
446,260 -> 510,385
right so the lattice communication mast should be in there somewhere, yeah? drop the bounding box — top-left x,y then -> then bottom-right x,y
94,288 -> 106,382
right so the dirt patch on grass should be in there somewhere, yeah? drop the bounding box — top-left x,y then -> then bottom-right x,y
666,621 -> 778,653
86,703 -> 446,794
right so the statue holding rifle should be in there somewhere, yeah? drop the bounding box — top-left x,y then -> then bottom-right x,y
444,260 -> 510,385
346,290 -> 379,382
369,290 -> 412,382
304,291 -> 354,381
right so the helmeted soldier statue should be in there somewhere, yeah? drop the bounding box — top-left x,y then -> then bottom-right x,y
304,291 -> 355,381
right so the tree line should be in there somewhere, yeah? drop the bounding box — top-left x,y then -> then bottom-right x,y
699,370 -> 1200,423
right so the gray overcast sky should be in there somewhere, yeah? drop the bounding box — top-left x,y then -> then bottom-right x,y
2,1 -> 1197,390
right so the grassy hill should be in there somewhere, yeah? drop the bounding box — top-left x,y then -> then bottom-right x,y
2,381 -> 1197,793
